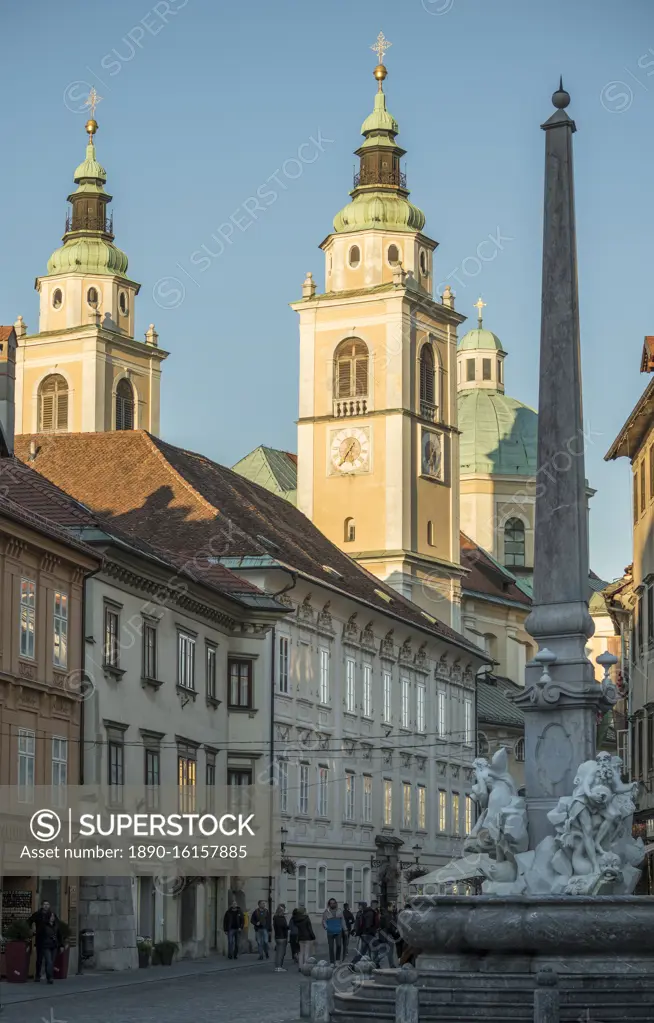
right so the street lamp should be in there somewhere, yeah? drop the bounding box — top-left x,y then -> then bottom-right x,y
411,843 -> 422,865
280,826 -> 288,854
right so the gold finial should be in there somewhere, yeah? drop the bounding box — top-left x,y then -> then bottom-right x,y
474,296 -> 486,327
83,87 -> 102,139
371,31 -> 391,89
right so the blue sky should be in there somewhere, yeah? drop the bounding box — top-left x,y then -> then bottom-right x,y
0,0 -> 652,581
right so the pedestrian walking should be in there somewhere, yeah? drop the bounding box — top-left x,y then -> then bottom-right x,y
350,899 -> 380,967
251,900 -> 272,960
29,901 -> 63,984
273,904 -> 289,972
223,899 -> 244,960
292,906 -> 315,967
289,909 -> 300,962
321,898 -> 346,965
342,902 -> 355,960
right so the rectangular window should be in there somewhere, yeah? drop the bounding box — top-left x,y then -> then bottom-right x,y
206,644 -> 217,700
206,756 -> 216,789
299,763 -> 309,815
18,729 -> 35,803
497,359 -> 503,385
345,866 -> 354,908
383,671 -> 392,722
437,691 -> 447,737
318,766 -> 329,817
145,748 -> 160,809
641,460 -> 647,513
346,658 -> 356,713
345,772 -> 355,821
178,633 -> 196,690
363,663 -> 372,717
227,768 -> 252,816
416,684 -> 426,732
20,579 -> 36,659
178,756 -> 197,813
53,591 -> 68,667
465,795 -> 474,834
452,792 -> 461,835
51,736 -> 67,807
363,775 -> 372,823
278,759 -> 288,814
638,596 -> 644,654
104,606 -> 120,667
384,779 -> 393,826
438,789 -> 447,832
298,864 -> 307,907
403,783 -> 412,828
317,865 -> 327,912
108,740 -> 124,800
143,621 -> 157,680
482,358 -> 492,380
228,659 -> 253,708
634,468 -> 639,523
417,785 -> 426,830
466,358 -> 475,382
401,677 -> 410,727
464,698 -> 474,745
319,648 -> 330,703
278,635 -> 289,694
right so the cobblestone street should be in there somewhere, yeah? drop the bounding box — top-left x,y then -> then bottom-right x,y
0,958 -> 302,1023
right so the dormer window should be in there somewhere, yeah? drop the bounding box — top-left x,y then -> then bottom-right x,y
348,245 -> 361,268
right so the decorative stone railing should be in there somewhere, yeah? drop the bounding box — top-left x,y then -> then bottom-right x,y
333,397 -> 369,417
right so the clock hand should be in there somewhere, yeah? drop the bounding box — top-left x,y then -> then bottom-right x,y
339,440 -> 357,465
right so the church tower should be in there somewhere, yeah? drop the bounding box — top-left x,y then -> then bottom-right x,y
15,97 -> 167,436
292,38 -> 466,627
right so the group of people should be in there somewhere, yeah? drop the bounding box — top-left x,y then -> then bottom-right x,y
224,897 -> 415,974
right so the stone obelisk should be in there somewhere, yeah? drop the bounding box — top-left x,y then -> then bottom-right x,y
518,81 -> 606,846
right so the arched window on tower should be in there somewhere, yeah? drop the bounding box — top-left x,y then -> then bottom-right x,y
419,344 -> 436,419
344,517 -> 356,543
504,518 -> 525,568
334,339 -> 369,415
115,378 -> 135,431
38,374 -> 69,433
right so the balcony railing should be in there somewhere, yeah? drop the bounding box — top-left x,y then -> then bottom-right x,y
334,397 -> 369,418
353,169 -> 407,189
420,401 -> 438,422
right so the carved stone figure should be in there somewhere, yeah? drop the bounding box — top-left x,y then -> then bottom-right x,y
463,748 -> 529,889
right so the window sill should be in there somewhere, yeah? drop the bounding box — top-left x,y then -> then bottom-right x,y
228,705 -> 258,714
176,683 -> 197,701
344,710 -> 357,718
318,701 -> 332,709
342,819 -> 356,827
399,725 -> 411,733
315,815 -> 331,824
361,714 -> 374,722
141,676 -> 163,691
206,695 -> 221,709
296,697 -> 314,707
276,691 -> 293,700
103,664 -> 126,680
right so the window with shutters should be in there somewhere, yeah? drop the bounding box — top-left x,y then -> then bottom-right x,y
419,344 -> 435,411
115,378 -> 135,431
641,460 -> 647,513
38,374 -> 69,433
334,338 -> 368,398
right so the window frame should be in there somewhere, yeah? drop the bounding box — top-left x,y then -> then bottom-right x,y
18,728 -> 36,804
383,670 -> 392,722
363,774 -> 372,823
298,763 -> 310,816
416,683 -> 426,733
278,634 -> 290,694
53,590 -> 68,668
317,765 -> 329,818
104,605 -> 120,668
319,648 -> 330,704
345,658 -> 356,713
177,631 -> 196,691
20,578 -> 36,660
362,662 -> 372,717
417,785 -> 426,830
228,658 -> 253,709
401,677 -> 410,728
142,620 -> 158,681
115,377 -> 135,431
438,789 -> 447,832
206,642 -> 217,701
345,771 -> 356,821
504,517 -> 526,568
402,782 -> 412,828
383,778 -> 393,826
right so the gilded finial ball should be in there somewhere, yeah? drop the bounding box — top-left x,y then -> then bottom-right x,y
373,63 -> 387,83
552,83 -> 570,109
85,118 -> 98,136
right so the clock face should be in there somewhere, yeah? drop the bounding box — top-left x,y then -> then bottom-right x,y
330,427 -> 370,474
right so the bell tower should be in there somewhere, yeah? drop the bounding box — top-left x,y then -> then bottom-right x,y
293,37 -> 466,628
15,92 -> 167,437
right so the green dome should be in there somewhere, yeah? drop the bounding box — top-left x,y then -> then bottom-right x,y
458,388 -> 538,476
334,192 -> 425,233
458,328 -> 505,352
47,236 -> 129,276
74,142 -> 107,185
360,91 -> 399,135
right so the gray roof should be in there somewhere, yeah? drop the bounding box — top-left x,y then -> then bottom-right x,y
477,675 -> 524,728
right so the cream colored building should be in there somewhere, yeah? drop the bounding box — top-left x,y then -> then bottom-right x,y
292,57 -> 465,629
14,118 -> 167,438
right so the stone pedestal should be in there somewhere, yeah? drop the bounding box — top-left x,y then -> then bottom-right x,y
78,877 -> 138,971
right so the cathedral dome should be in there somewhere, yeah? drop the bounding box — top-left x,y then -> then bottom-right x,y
458,327 -> 505,352
334,192 -> 425,234
47,236 -> 129,277
458,388 -> 538,476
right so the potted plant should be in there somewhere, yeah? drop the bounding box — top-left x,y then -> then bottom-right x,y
281,855 -> 297,876
137,938 -> 152,968
53,921 -> 72,980
153,939 -> 178,966
4,920 -> 32,983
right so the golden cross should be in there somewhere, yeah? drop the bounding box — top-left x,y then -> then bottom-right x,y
474,297 -> 486,325
371,31 -> 391,64
83,87 -> 102,119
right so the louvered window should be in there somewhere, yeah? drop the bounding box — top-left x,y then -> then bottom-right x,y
334,338 -> 368,398
115,378 -> 135,431
38,375 -> 68,433
419,345 -> 435,404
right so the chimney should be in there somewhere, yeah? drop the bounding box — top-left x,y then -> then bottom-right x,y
0,327 -> 17,456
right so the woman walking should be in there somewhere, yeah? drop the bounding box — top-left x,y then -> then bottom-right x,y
292,906 -> 315,967
273,904 -> 289,972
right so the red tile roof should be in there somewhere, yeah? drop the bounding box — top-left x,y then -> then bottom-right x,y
15,431 -> 485,657
0,327 -> 15,343
460,532 -> 531,607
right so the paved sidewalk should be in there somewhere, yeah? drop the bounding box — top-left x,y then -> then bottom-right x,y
0,952 -> 268,1006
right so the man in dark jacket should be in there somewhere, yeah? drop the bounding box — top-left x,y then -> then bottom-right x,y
351,900 -> 380,966
251,900 -> 272,960
223,900 -> 244,960
29,901 -> 62,984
